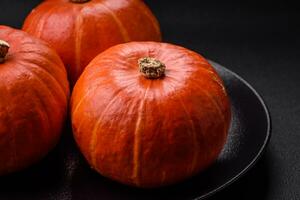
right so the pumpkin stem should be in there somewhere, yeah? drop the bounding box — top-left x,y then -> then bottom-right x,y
138,57 -> 166,79
70,0 -> 90,3
0,40 -> 10,64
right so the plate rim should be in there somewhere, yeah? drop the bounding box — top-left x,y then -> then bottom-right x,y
195,60 -> 272,200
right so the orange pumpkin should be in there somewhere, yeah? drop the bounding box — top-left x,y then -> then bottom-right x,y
0,26 -> 69,175
71,42 -> 231,188
22,0 -> 162,86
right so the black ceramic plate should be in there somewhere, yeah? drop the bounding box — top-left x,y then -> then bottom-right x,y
0,61 -> 271,200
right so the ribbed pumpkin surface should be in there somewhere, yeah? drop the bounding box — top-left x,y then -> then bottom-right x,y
0,26 -> 69,175
71,42 -> 231,188
23,0 -> 161,86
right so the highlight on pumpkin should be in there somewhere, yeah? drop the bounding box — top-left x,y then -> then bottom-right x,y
0,0 -> 232,190
22,0 -> 162,86
71,41 -> 231,188
0,26 -> 70,175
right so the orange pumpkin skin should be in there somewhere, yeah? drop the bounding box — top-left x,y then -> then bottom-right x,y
0,26 -> 69,175
22,0 -> 162,86
71,42 -> 231,188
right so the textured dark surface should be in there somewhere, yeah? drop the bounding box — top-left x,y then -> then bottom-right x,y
0,0 -> 299,199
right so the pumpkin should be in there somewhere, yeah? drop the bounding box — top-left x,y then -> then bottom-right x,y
22,0 -> 162,86
0,26 -> 69,175
71,42 -> 231,188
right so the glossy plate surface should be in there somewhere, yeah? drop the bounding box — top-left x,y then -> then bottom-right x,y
0,61 -> 271,200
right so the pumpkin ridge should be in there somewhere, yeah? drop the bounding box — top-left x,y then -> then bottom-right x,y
168,74 -> 227,150
15,47 -> 66,75
70,42 -> 231,187
72,73 -> 137,117
74,9 -> 84,81
190,68 -> 227,105
132,81 -> 152,185
29,88 -> 51,142
1,65 -> 51,172
17,54 -> 68,96
0,25 -> 69,175
0,26 -> 18,47
18,60 -> 68,105
22,1 -> 161,86
3,64 -> 59,173
168,75 -> 228,171
21,75 -> 52,145
177,97 -> 200,175
21,11 -> 69,90
131,0 -> 161,40
210,75 -> 227,95
17,73 -> 64,136
89,88 -> 125,168
72,85 -> 98,117
14,62 -> 64,129
165,76 -> 204,175
165,63 -> 226,114
197,69 -> 227,99
71,78 -> 115,137
185,62 -> 227,92
34,5 -> 58,38
18,56 -> 67,94
193,64 -> 226,94
192,80 -> 227,138
0,80 -> 17,172
96,2 -> 131,42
